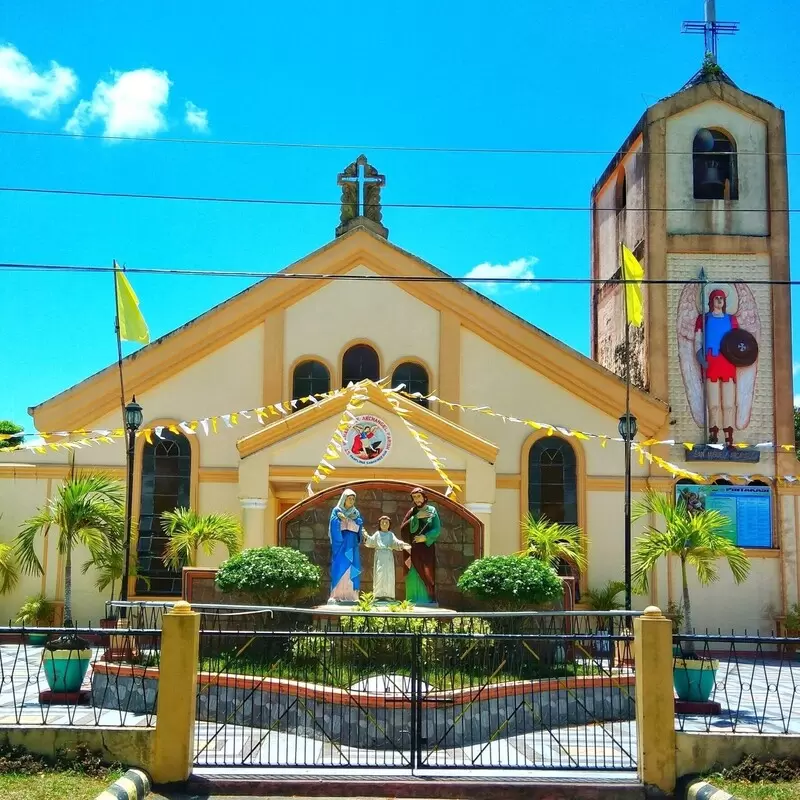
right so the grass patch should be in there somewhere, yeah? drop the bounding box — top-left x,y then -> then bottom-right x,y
705,755 -> 800,800
0,742 -> 122,800
706,778 -> 800,799
0,772 -> 123,800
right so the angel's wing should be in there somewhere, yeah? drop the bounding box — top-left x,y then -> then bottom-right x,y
734,282 -> 761,430
676,283 -> 704,428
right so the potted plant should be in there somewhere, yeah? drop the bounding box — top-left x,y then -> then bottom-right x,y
15,473 -> 125,693
160,508 -> 243,571
16,594 -> 54,646
632,490 -> 750,703
583,580 -> 626,657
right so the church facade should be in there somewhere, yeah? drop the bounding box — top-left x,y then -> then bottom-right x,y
0,72 -> 794,633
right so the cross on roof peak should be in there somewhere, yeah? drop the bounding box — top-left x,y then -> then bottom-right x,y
335,155 -> 388,239
682,0 -> 739,65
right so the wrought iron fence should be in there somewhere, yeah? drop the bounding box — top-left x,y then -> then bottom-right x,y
674,632 -> 800,734
0,624 -> 161,727
191,609 -> 638,771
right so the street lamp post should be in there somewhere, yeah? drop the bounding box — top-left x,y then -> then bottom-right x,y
618,412 -> 638,611
120,397 -> 143,617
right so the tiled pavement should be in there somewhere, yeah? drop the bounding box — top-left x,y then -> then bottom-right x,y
2,644 -> 799,769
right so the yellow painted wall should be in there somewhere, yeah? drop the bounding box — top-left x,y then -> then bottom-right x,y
459,330 -> 649,477
284,266 -> 440,390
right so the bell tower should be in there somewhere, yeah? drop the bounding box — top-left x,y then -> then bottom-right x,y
591,5 -> 792,474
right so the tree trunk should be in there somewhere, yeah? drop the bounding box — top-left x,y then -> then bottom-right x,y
64,546 -> 73,626
680,556 -> 694,656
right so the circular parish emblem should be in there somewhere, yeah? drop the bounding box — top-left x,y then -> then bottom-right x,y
345,415 -> 392,465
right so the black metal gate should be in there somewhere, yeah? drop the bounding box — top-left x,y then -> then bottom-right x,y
192,612 -> 637,771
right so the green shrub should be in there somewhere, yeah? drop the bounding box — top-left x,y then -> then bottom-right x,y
215,547 -> 321,606
457,555 -> 563,611
0,420 -> 23,451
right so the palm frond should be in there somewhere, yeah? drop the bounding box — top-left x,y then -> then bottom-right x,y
0,542 -> 20,595
161,508 -> 243,571
521,513 -> 587,570
582,580 -> 626,610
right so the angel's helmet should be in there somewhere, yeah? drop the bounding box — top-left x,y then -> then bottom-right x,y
708,288 -> 727,314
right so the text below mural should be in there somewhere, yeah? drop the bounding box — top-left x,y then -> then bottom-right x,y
675,483 -> 772,548
344,415 -> 392,465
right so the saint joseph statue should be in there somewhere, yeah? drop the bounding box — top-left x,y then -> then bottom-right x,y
400,487 -> 441,604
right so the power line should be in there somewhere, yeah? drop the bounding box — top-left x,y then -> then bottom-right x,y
0,185 -> 796,214
0,260 -> 797,286
0,127 -> 796,157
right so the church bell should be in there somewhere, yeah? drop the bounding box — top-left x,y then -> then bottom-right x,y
698,157 -> 724,195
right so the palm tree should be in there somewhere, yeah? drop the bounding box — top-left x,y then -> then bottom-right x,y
631,490 -> 750,642
521,513 -> 588,572
81,525 -> 148,604
15,473 -> 124,624
160,508 -> 242,571
583,580 -> 626,611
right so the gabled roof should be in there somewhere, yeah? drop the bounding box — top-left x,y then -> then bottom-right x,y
31,226 -> 668,436
237,381 -> 499,463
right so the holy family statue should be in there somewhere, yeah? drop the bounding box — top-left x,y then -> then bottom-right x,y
327,486 -> 441,604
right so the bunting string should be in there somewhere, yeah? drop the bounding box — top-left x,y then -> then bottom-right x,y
2,380 -> 799,485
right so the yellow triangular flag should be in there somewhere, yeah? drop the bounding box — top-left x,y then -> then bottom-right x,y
115,262 -> 150,344
621,245 -> 644,327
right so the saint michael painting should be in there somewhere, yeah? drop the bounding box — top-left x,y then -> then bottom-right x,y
676,280 -> 761,447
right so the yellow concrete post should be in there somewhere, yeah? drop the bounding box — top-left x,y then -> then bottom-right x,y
151,601 -> 200,784
634,605 -> 676,793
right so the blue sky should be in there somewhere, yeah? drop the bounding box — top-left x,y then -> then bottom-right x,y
2,1 -> 799,431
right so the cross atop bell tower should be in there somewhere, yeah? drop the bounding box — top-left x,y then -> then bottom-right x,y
335,155 -> 389,239
682,0 -> 739,65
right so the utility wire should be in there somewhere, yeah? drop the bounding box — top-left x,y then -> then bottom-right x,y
0,127 -> 795,157
0,261 -> 797,286
0,185 -> 795,213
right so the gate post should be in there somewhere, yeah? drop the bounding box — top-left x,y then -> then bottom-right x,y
151,601 -> 201,785
633,606 -> 676,794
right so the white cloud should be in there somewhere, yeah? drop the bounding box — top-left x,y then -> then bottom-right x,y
0,44 -> 77,118
464,256 -> 539,294
184,100 -> 208,132
65,68 -> 171,137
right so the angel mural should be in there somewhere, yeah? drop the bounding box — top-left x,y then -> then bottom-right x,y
677,280 -> 760,447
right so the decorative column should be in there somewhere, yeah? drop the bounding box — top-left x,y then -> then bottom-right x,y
464,502 -> 492,557
239,497 -> 267,549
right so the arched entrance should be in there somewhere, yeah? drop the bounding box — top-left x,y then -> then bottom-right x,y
277,480 -> 484,609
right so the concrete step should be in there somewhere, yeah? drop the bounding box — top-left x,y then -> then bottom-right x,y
186,774 -> 648,799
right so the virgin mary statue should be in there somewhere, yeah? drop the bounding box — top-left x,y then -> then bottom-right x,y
327,488 -> 363,604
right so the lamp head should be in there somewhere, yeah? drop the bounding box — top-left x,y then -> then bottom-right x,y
125,397 -> 143,431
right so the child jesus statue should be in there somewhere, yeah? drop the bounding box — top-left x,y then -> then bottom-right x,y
364,516 -> 411,601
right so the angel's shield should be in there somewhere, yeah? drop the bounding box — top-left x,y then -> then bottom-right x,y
720,328 -> 759,367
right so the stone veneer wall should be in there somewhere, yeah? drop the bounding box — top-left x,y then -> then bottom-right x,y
282,486 -> 479,608
92,668 -> 634,750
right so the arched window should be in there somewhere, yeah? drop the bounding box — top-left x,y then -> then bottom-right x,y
693,128 -> 738,201
136,430 -> 191,596
527,437 -> 579,599
341,344 -> 380,387
292,359 -> 330,411
391,361 -> 430,407
528,438 -> 578,525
